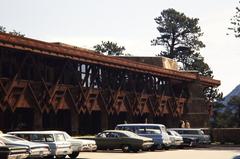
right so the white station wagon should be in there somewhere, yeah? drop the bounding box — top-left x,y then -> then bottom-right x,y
8,131 -> 73,159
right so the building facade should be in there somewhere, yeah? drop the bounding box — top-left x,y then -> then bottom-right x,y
0,33 -> 220,135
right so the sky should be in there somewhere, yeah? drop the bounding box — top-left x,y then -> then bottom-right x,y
1,0 -> 240,96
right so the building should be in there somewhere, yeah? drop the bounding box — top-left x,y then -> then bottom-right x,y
0,33 -> 220,134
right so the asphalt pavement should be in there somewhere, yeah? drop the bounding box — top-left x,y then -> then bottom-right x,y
76,147 -> 240,159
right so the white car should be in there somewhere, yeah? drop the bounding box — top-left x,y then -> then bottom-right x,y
0,140 -> 29,159
167,130 -> 184,148
0,134 -> 50,158
62,132 -> 96,158
77,139 -> 97,152
8,131 -> 72,158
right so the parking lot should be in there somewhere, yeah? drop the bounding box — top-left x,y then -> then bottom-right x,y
76,147 -> 240,159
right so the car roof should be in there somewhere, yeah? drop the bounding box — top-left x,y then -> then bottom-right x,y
169,128 -> 202,131
8,130 -> 66,134
103,130 -> 131,133
116,123 -> 165,127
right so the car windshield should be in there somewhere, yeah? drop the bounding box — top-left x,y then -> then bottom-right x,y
171,131 -> 181,137
123,131 -> 140,138
63,132 -> 72,140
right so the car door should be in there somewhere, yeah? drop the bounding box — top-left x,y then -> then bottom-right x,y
107,132 -> 122,149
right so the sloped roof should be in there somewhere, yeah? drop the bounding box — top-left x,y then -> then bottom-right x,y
0,33 -> 220,87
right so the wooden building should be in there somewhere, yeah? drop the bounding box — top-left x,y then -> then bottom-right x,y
0,33 -> 220,135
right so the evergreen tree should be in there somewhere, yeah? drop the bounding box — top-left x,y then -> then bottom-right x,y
151,8 -> 221,102
229,1 -> 240,37
93,41 -> 126,56
0,25 -> 25,37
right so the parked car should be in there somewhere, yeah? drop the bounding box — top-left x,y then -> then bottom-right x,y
0,140 -> 29,159
167,130 -> 184,148
0,134 -> 51,158
77,139 -> 97,152
8,131 -> 72,159
78,130 -> 154,152
116,124 -> 171,150
62,131 -> 97,158
169,128 -> 211,145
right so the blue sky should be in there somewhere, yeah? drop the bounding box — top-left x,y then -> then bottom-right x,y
1,0 -> 240,96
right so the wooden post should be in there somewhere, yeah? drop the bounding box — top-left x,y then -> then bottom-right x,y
33,109 -> 43,130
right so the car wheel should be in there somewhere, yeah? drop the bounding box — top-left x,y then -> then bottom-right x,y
150,146 -> 156,151
44,156 -> 54,159
69,152 -> 79,159
132,148 -> 139,153
164,146 -> 170,150
122,145 -> 130,153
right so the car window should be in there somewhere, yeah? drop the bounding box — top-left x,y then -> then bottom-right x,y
54,134 -> 66,141
97,132 -> 107,138
174,130 -> 183,134
199,130 -> 204,135
45,134 -> 54,142
172,131 -> 181,137
31,134 -> 45,142
117,132 -> 127,137
63,133 -> 71,140
107,133 -> 119,138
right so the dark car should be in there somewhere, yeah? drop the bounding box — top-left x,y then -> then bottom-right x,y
170,128 -> 211,146
79,130 -> 154,152
182,137 -> 198,147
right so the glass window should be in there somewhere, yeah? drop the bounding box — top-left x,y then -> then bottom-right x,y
54,134 -> 66,142
45,134 -> 54,142
31,134 -> 45,142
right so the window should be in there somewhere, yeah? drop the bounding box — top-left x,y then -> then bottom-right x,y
54,134 -> 66,142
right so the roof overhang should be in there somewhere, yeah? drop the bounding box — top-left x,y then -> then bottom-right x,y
0,33 -> 220,87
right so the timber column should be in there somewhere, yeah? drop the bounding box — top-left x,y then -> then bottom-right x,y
101,111 -> 108,131
185,81 -> 209,127
33,109 -> 43,130
71,109 -> 79,135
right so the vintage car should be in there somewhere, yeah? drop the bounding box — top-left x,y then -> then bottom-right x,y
8,131 -> 72,159
76,139 -> 97,152
62,131 -> 97,157
169,128 -> 211,145
79,130 -> 154,152
0,140 -> 29,159
116,124 -> 171,150
0,134 -> 50,158
167,130 -> 184,148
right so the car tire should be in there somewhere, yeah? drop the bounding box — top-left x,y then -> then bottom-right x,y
122,145 -> 130,153
132,149 -> 139,153
164,146 -> 169,150
44,156 -> 54,159
150,146 -> 156,151
69,152 -> 79,158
